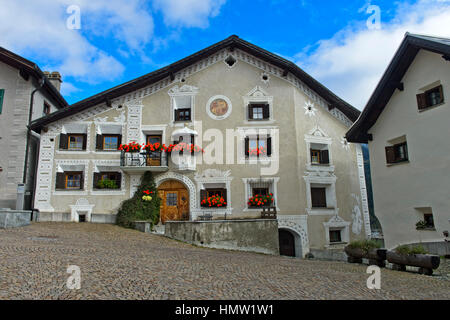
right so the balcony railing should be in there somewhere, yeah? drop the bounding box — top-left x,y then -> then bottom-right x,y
120,151 -> 169,172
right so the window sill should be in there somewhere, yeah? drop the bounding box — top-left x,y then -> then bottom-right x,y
416,227 -> 436,231
386,160 -> 409,167
418,102 -> 445,112
307,208 -> 337,216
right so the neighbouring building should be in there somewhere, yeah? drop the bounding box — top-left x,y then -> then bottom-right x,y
30,35 -> 371,258
346,33 -> 450,254
0,47 -> 68,209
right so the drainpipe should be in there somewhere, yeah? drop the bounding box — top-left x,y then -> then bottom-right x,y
22,77 -> 44,208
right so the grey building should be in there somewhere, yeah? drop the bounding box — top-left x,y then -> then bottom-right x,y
0,47 -> 68,209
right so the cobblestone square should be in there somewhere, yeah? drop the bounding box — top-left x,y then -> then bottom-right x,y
0,223 -> 448,300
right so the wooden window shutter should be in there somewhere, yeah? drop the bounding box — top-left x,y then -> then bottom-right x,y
416,93 -> 428,110
59,134 -> 68,150
248,105 -> 253,119
174,109 -> 180,121
263,104 -> 270,119
117,135 -> 122,147
267,136 -> 272,156
320,150 -> 330,164
245,137 -> 250,156
385,146 -> 396,164
93,172 -> 100,189
311,188 -> 327,208
115,172 -> 122,189
438,85 -> 444,104
200,189 -> 207,205
0,89 -> 4,114
80,172 -> 84,190
55,173 -> 65,189
96,135 -> 103,150
220,189 -> 227,204
82,134 -> 88,150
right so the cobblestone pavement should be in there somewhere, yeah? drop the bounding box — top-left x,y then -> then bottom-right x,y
0,223 -> 449,300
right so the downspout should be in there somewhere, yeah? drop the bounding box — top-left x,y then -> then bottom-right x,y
23,77 -> 44,187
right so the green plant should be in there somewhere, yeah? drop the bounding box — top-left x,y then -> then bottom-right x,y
116,172 -> 161,229
347,239 -> 381,254
415,220 -> 427,230
395,245 -> 428,255
97,179 -> 119,189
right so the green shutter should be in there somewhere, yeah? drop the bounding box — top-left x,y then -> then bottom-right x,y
0,89 -> 4,114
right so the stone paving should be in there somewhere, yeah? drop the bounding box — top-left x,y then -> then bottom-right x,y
0,223 -> 449,300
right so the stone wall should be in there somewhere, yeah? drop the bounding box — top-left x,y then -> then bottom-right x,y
0,208 -> 31,228
165,219 -> 279,255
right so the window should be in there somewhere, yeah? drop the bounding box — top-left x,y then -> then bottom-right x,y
60,133 -> 87,151
200,188 -> 227,208
385,142 -> 408,164
93,172 -> 122,190
43,102 -> 50,117
424,214 -> 435,228
0,89 -> 4,114
417,85 -> 444,110
329,230 -> 342,243
253,188 -> 269,196
310,149 -> 329,165
245,135 -> 272,158
68,135 -> 84,150
311,187 -> 327,208
103,135 -> 120,151
166,193 -> 178,206
175,108 -> 191,121
248,104 -> 269,121
55,172 -> 84,190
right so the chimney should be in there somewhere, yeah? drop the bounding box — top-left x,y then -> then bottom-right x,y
45,71 -> 62,92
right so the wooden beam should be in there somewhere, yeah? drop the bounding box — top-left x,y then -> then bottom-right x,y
442,54 -> 450,62
19,69 -> 29,81
328,104 -> 336,111
229,45 -> 235,52
282,69 -> 289,77
105,97 -> 112,108
390,81 -> 404,91
169,71 -> 175,81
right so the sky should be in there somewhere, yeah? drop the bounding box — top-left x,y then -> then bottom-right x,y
0,0 -> 449,110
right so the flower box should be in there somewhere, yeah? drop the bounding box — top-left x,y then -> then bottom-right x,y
344,246 -> 387,267
201,195 -> 227,208
248,193 -> 274,208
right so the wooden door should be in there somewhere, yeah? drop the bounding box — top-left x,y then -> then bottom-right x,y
147,135 -> 162,166
159,180 -> 189,224
279,230 -> 295,257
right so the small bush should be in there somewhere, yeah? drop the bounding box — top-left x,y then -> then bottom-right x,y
96,179 -> 119,189
395,245 -> 428,255
347,239 -> 381,253
116,172 -> 160,229
415,220 -> 427,230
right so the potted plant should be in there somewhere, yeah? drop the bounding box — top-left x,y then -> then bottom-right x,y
96,179 -> 119,190
344,240 -> 387,267
201,195 -> 227,208
415,220 -> 427,230
247,193 -> 274,208
387,245 -> 440,275
118,142 -> 142,153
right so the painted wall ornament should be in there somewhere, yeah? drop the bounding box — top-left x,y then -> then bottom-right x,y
351,193 -> 363,235
304,101 -> 317,117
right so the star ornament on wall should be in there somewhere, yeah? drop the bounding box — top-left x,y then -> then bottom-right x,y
304,101 -> 317,117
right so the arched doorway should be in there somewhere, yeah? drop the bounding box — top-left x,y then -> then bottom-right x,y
279,229 -> 296,257
158,180 -> 189,224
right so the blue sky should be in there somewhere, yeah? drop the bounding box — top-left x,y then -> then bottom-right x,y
1,0 -> 450,109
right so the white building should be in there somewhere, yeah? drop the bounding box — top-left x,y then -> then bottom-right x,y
346,33 -> 450,254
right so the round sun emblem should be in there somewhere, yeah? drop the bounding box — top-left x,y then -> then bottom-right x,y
210,99 -> 229,117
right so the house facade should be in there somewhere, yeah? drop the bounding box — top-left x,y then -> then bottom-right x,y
31,35 -> 371,257
346,33 -> 450,252
0,47 -> 67,209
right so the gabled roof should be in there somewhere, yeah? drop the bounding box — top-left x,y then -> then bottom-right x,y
30,35 -> 360,131
0,47 -> 68,109
346,33 -> 450,143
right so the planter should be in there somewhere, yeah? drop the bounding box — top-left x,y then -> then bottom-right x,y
344,246 -> 387,267
386,251 -> 440,275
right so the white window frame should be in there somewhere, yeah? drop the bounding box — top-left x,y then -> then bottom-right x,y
57,122 -> 91,154
304,127 -> 334,172
91,160 -> 126,195
237,126 -> 279,164
304,174 -> 337,215
243,86 -> 274,124
323,215 -> 351,247
168,85 -> 198,127
242,177 -> 280,212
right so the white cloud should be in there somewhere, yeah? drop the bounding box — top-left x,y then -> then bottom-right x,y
295,0 -> 450,110
0,0 -> 154,84
153,0 -> 227,28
